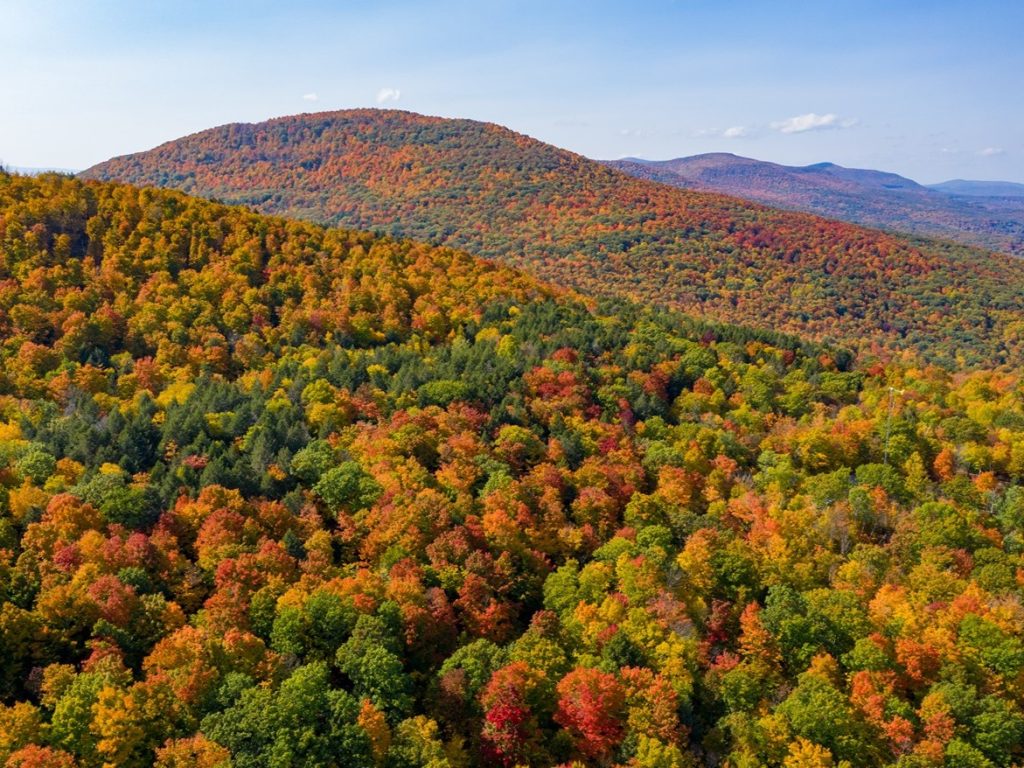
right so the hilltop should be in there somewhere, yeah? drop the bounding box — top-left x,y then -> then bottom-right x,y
83,110 -> 1024,367
608,153 -> 1024,256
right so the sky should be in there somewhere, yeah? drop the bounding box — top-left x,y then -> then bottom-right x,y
1,0 -> 1021,183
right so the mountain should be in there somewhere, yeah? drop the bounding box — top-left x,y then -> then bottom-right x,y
607,153 -> 1024,256
6,164 -> 80,175
4,171 -> 1024,768
83,109 -> 1024,366
929,178 -> 1024,198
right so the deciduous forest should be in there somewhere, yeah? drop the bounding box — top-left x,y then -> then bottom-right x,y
2,172 -> 1024,767
83,110 -> 1024,368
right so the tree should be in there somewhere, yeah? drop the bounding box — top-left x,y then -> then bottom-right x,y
314,461 -> 381,517
336,615 -> 413,717
153,735 -> 232,768
776,660 -> 878,767
201,662 -> 372,768
4,745 -> 78,768
479,662 -> 546,768
553,668 -> 626,762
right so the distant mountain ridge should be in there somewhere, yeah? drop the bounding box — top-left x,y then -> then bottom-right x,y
606,153 -> 1024,256
81,109 -> 1024,366
5,165 -> 79,176
929,179 -> 1024,198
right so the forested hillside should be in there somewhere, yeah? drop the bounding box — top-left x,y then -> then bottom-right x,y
2,172 -> 1024,767
82,110 -> 1024,368
606,154 -> 1024,257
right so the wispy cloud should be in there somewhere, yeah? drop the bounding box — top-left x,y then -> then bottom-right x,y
376,87 -> 401,104
302,93 -> 318,102
693,126 -> 751,139
772,112 -> 856,134
979,146 -> 1005,157
694,116 -> 853,140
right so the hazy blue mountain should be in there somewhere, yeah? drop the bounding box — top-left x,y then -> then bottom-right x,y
929,179 -> 1024,198
6,165 -> 79,175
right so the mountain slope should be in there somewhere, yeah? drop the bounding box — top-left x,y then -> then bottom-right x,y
83,109 -> 1024,366
5,172 -> 1024,768
608,153 -> 1024,256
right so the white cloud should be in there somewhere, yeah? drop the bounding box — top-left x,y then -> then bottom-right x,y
302,93 -> 318,102
979,147 -> 1005,157
693,126 -> 748,139
376,87 -> 401,104
771,112 -> 856,134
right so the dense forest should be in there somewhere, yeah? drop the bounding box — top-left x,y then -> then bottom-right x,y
1,172 -> 1024,767
82,109 -> 1024,368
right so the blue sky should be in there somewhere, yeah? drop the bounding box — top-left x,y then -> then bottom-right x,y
1,0 -> 1021,183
